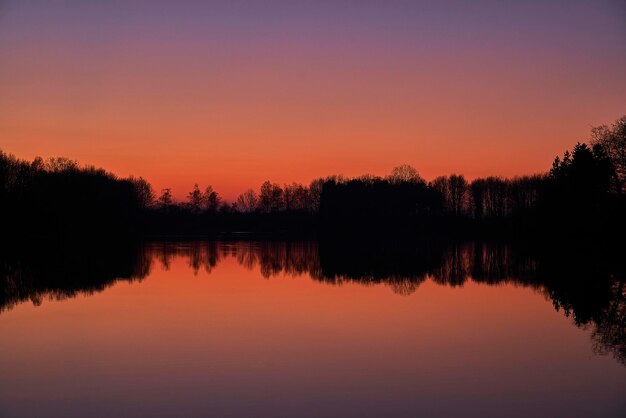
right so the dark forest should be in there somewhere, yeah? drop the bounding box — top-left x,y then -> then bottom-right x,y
1,116 -> 624,239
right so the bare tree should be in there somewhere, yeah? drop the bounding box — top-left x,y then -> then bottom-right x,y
388,164 -> 424,185
308,179 -> 323,213
431,176 -> 450,212
45,157 -> 78,173
470,179 -> 486,220
203,185 -> 221,211
259,181 -> 284,213
236,189 -> 258,213
188,183 -> 203,211
449,174 -> 468,216
157,188 -> 173,207
590,115 -> 626,195
284,182 -> 309,211
130,176 -> 154,209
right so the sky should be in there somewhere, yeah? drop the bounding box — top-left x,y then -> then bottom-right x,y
1,0 -> 625,200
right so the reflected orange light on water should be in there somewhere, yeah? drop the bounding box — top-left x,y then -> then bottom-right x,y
1,249 -> 624,417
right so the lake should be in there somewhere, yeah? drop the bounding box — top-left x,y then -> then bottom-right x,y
0,240 -> 624,417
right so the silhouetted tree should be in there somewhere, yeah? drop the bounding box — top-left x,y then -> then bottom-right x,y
320,172 -> 435,234
2,115 -> 625,238
590,115 -> 626,195
157,188 -> 173,207
45,157 -> 79,173
387,164 -> 424,185
470,179 -> 486,220
431,176 -> 450,211
284,182 -> 311,211
236,189 -> 258,213
484,177 -> 506,218
431,175 -> 468,217
203,185 -> 221,211
308,179 -> 324,213
130,176 -> 154,209
259,181 -> 284,213
547,142 -> 615,232
0,150 -> 149,236
187,183 -> 203,211
449,174 -> 468,216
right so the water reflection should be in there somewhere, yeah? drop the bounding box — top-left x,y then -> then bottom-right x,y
0,241 -> 151,313
0,239 -> 624,366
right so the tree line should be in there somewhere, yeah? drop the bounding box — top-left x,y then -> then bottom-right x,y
0,154 -> 152,236
1,115 -> 624,237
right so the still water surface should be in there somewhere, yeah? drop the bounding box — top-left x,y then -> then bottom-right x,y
0,241 -> 624,417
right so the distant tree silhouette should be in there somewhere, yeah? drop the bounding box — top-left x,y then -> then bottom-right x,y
320,165 -> 438,235
484,177 -> 507,218
203,185 -> 221,212
431,174 -> 468,217
1,115 -> 625,238
157,188 -> 173,208
448,175 -> 468,217
130,176 -> 154,209
431,176 -> 450,213
284,182 -> 310,211
45,156 -> 79,172
387,164 -> 424,185
236,189 -> 258,213
259,181 -> 284,213
0,150 -> 148,237
508,175 -> 542,213
308,179 -> 323,213
470,178 -> 486,220
546,142 -> 615,232
590,116 -> 626,195
187,183 -> 203,211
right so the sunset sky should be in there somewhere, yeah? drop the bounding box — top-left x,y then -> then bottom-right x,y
1,0 -> 625,200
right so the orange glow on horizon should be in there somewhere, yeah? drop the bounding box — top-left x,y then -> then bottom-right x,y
1,1 -> 625,201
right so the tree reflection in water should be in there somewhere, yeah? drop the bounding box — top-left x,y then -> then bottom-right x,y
0,239 -> 624,365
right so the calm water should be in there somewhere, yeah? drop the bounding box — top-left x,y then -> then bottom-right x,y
0,241 -> 624,418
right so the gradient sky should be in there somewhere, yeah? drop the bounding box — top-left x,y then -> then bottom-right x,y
1,1 -> 625,200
